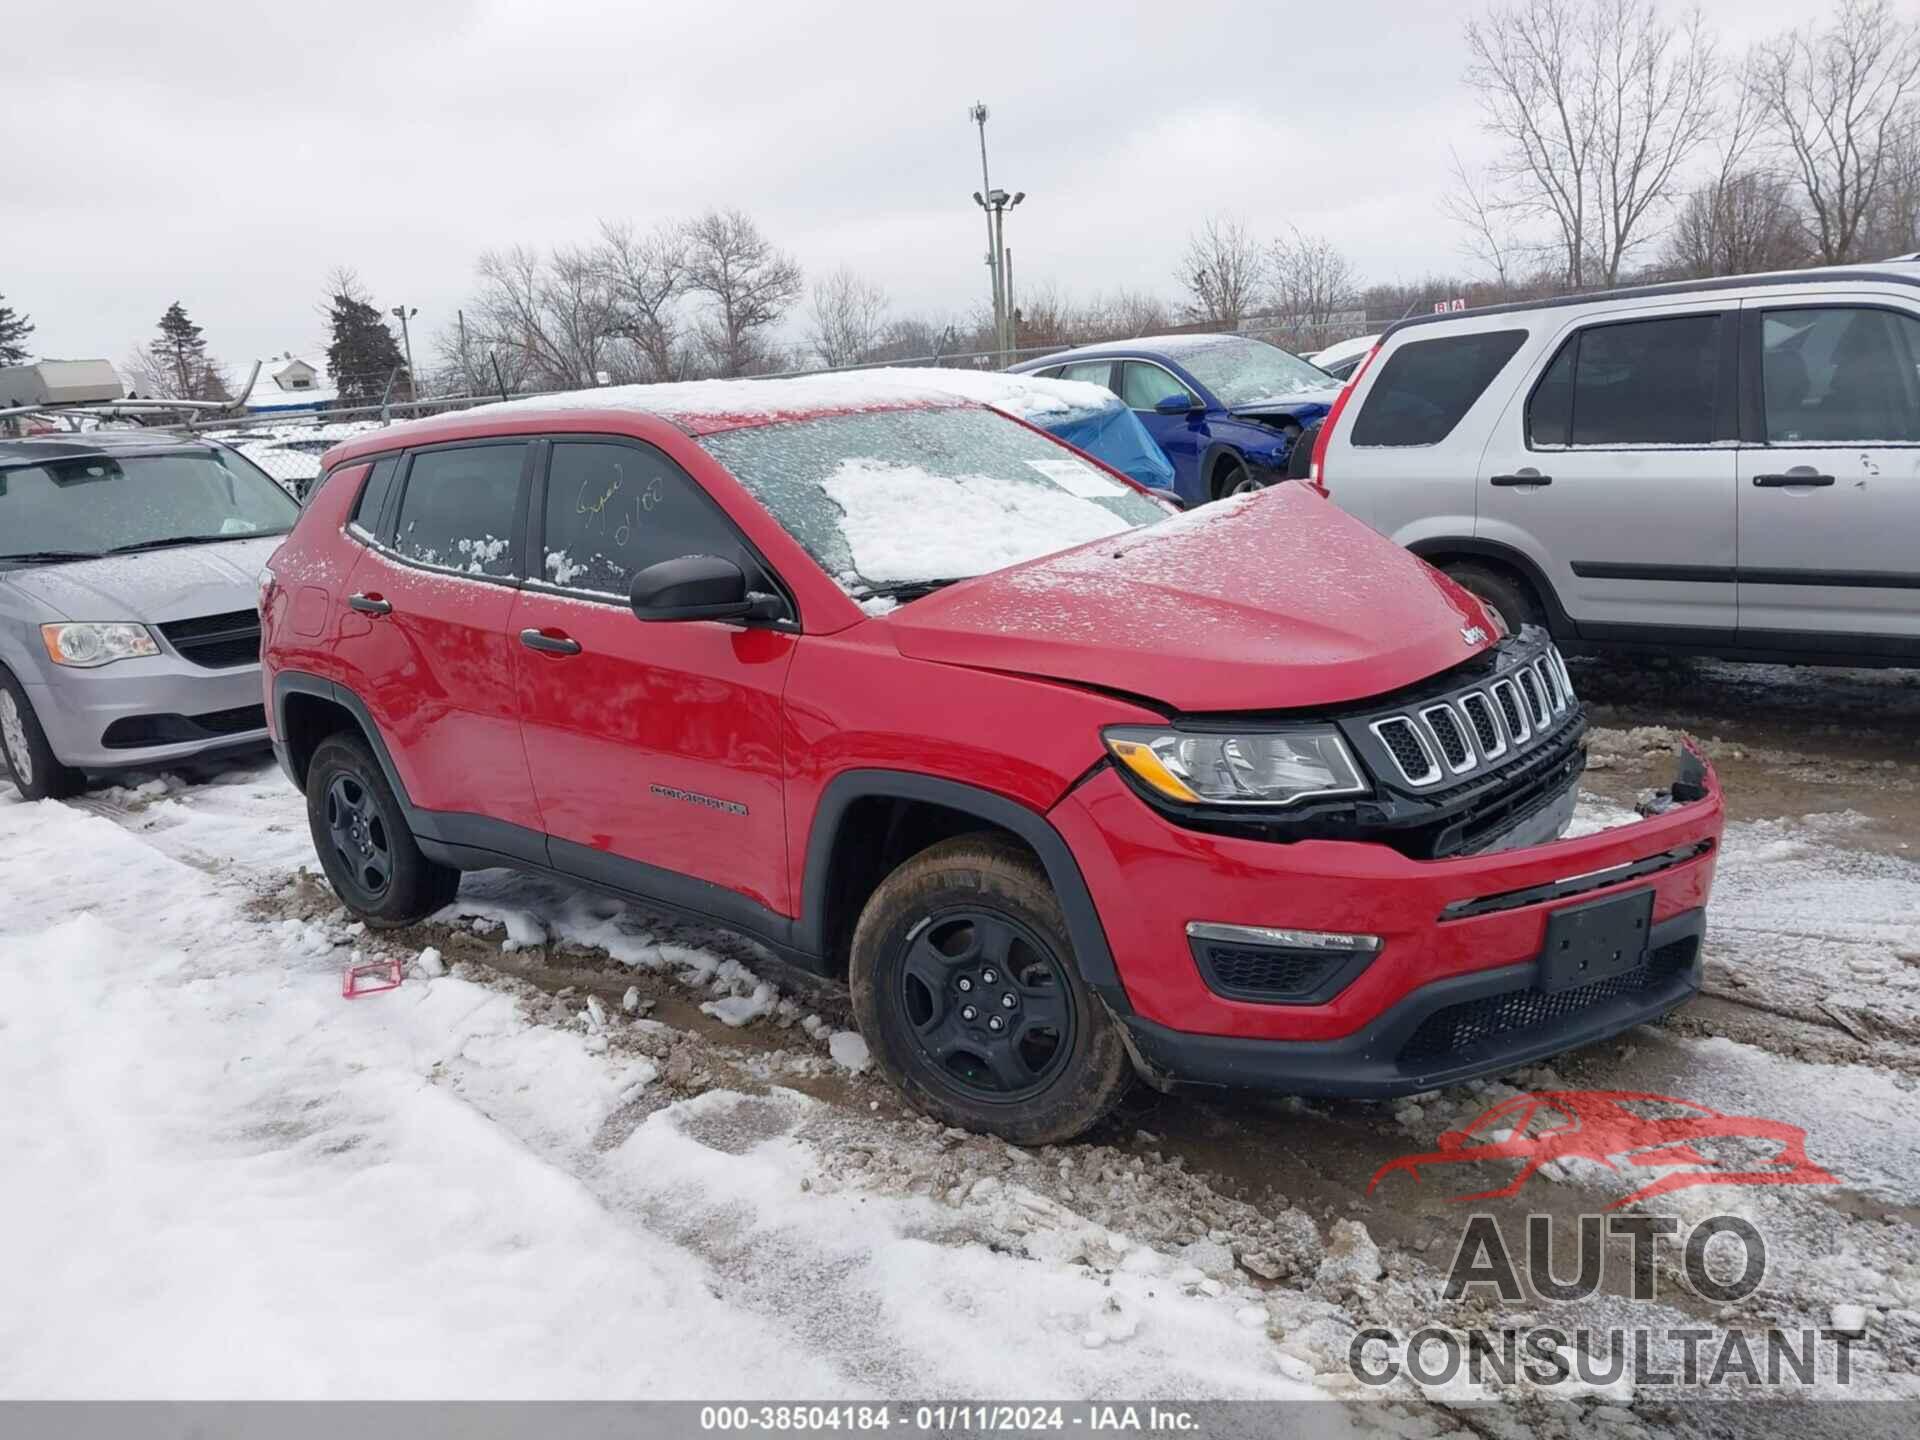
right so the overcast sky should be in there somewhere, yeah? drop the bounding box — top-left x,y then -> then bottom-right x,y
8,0 -> 1812,378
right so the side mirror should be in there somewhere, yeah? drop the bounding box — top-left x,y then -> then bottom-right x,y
630,555 -> 782,623
1153,393 -> 1197,415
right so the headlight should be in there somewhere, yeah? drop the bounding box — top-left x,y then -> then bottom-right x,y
1104,725 -> 1369,807
40,622 -> 160,668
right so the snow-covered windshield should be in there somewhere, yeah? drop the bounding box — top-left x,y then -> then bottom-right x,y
0,448 -> 298,564
700,407 -> 1167,599
1176,338 -> 1334,407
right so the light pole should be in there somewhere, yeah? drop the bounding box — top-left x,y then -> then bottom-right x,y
390,305 -> 418,400
969,104 -> 1002,360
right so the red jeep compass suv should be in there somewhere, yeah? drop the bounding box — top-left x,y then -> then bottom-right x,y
260,375 -> 1724,1143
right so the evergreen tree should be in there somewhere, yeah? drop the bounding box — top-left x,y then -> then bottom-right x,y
324,286 -> 407,407
0,292 -> 34,366
144,301 -> 230,400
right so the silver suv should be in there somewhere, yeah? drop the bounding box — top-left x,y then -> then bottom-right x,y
1315,261 -> 1920,667
0,431 -> 298,799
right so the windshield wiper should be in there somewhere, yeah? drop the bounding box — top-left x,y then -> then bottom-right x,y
105,531 -> 282,555
0,549 -> 106,564
858,578 -> 966,602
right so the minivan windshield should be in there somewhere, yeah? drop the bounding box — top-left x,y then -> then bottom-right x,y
700,406 -> 1168,600
0,447 -> 298,565
1176,338 -> 1334,407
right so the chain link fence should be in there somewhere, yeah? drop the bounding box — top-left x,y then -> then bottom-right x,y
103,312 -> 1386,500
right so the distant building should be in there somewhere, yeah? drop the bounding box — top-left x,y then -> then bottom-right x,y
241,354 -> 338,414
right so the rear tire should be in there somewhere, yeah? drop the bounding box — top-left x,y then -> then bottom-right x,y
1443,561 -> 1547,637
305,733 -> 460,927
850,834 -> 1131,1145
0,670 -> 84,802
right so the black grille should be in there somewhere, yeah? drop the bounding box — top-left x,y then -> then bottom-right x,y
1397,937 -> 1698,1066
1494,683 -> 1526,738
1426,708 -> 1468,768
159,610 -> 261,669
101,704 -> 266,750
1518,669 -> 1549,726
1376,718 -> 1432,779
1536,662 -> 1563,710
1461,693 -> 1500,753
1198,943 -> 1346,999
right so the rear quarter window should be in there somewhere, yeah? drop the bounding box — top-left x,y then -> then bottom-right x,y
1348,329 -> 1527,447
347,456 -> 398,536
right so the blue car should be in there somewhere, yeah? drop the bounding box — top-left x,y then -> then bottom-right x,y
1009,334 -> 1341,507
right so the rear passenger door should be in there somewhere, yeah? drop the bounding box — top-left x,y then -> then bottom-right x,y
1736,298 -> 1920,650
509,437 -> 798,918
336,439 -> 544,837
1478,307 -> 1738,637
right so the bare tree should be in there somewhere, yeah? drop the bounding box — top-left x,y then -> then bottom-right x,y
1861,124 -> 1920,256
1463,0 -> 1719,289
1661,70 -> 1808,277
1442,148 -> 1530,286
1266,228 -> 1358,347
465,244 -> 636,391
1175,215 -> 1264,327
1081,287 -> 1173,339
806,268 -> 890,369
1749,0 -> 1920,264
682,208 -> 804,377
596,219 -> 691,381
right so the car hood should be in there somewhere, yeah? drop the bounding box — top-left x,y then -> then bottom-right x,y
1228,386 -> 1342,423
884,485 -> 1497,712
2,536 -> 282,623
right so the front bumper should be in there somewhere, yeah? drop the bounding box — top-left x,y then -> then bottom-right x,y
1050,748 -> 1723,1096
22,656 -> 269,770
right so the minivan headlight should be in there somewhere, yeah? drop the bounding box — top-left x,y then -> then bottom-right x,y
40,622 -> 160,668
1104,725 -> 1369,807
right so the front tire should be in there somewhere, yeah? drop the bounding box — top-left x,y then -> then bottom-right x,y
850,835 -> 1131,1145
0,670 -> 84,802
1212,453 -> 1263,500
304,733 -> 460,927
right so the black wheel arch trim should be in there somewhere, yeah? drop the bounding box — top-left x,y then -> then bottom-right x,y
273,676 -> 1130,1007
1405,536 -> 1574,640
800,769 -> 1132,1015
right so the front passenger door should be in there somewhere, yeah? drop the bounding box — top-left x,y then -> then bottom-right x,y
509,437 -> 798,918
1117,360 -> 1207,485
1736,301 -> 1920,649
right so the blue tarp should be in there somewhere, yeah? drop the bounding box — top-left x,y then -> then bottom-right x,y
1042,402 -> 1177,494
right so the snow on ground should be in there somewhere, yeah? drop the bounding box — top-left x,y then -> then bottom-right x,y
7,738 -> 1920,1410
0,769 -> 1333,1403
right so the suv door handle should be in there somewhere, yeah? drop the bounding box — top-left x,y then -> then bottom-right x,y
347,593 -> 392,615
520,628 -> 582,656
1490,471 -> 1552,487
1752,470 -> 1835,488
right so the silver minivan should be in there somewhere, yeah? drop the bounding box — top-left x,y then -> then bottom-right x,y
0,430 -> 297,799
1314,261 -> 1920,666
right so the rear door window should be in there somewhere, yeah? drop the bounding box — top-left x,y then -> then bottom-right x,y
1530,314 -> 1721,447
1348,329 -> 1526,446
392,443 -> 527,577
348,456 -> 398,537
1760,307 -> 1920,443
538,440 -> 761,597
1058,360 -> 1117,390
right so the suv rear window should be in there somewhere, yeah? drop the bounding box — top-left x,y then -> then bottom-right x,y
393,443 -> 526,577
1528,314 -> 1720,447
1348,330 -> 1526,446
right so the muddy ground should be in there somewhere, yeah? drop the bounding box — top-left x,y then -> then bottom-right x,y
27,650 -> 1920,1426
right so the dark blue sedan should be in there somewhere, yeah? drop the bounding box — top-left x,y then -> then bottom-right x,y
1009,334 -> 1340,507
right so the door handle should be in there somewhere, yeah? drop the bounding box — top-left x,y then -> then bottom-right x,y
519,628 -> 582,656
1490,471 -> 1552,487
1752,470 -> 1835,488
347,593 -> 391,615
